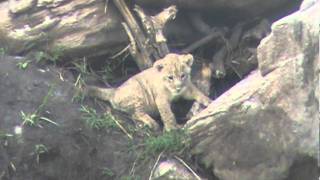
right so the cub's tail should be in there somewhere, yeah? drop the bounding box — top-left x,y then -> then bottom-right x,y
85,86 -> 115,102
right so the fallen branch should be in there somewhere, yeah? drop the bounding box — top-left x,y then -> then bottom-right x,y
134,5 -> 177,58
182,28 -> 226,53
174,155 -> 202,180
112,0 -> 153,70
148,151 -> 164,180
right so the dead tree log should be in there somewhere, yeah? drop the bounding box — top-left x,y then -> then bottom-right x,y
113,0 -> 178,69
112,0 -> 153,70
134,5 -> 177,59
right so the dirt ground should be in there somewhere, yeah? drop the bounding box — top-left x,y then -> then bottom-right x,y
0,56 -> 173,180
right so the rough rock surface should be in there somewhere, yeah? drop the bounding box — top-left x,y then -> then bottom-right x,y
153,159 -> 198,180
185,1 -> 319,180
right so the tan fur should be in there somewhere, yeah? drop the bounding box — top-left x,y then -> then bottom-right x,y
86,53 -> 211,131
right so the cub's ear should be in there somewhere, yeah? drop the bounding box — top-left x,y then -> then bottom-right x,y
153,60 -> 164,71
181,54 -> 194,67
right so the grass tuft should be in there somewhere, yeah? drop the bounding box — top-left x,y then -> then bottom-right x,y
144,129 -> 191,156
80,105 -> 117,130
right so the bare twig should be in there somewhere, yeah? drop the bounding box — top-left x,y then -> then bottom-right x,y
97,103 -> 133,140
130,157 -> 138,176
228,62 -> 243,78
113,118 -> 133,140
174,155 -> 202,180
122,23 -> 137,56
182,28 -> 226,53
110,44 -> 130,59
104,0 -> 109,14
148,151 -> 164,180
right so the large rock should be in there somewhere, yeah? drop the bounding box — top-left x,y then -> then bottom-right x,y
153,159 -> 199,180
185,0 -> 319,180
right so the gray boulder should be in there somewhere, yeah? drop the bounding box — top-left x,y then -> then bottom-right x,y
185,1 -> 319,179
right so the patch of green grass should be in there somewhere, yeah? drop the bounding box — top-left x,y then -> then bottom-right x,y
20,85 -> 59,127
16,60 -> 31,70
35,45 -> 65,64
20,111 -> 58,127
71,58 -> 89,103
80,105 -> 117,130
143,129 -> 191,156
102,167 -> 114,177
35,51 -> 47,63
72,58 -> 89,76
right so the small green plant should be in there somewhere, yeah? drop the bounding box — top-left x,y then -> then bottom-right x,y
101,65 -> 117,82
16,60 -> 31,70
50,46 -> 65,62
0,47 -> 6,56
20,111 -> 58,127
102,167 -> 114,177
71,58 -> 89,103
143,129 -> 191,156
73,58 -> 89,76
35,46 -> 65,64
34,144 -> 48,163
35,51 -> 47,63
80,105 -> 117,130
20,111 -> 38,126
20,86 -> 59,127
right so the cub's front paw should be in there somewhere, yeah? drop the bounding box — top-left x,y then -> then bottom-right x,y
163,123 -> 179,132
201,97 -> 212,107
136,121 -> 160,131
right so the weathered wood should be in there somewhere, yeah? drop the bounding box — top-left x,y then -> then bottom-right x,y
0,0 -> 129,58
112,0 -> 153,70
134,5 -> 177,58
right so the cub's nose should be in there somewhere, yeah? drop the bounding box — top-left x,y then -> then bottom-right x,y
175,85 -> 183,92
174,81 -> 182,92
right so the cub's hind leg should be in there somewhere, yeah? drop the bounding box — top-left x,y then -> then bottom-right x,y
132,110 -> 160,130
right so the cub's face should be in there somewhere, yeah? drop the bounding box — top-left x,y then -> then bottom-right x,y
153,53 -> 194,95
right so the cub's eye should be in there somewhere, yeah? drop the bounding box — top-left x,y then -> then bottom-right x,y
168,75 -> 174,81
181,74 -> 186,79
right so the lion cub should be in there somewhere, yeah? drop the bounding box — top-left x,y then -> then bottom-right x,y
86,53 -> 211,131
